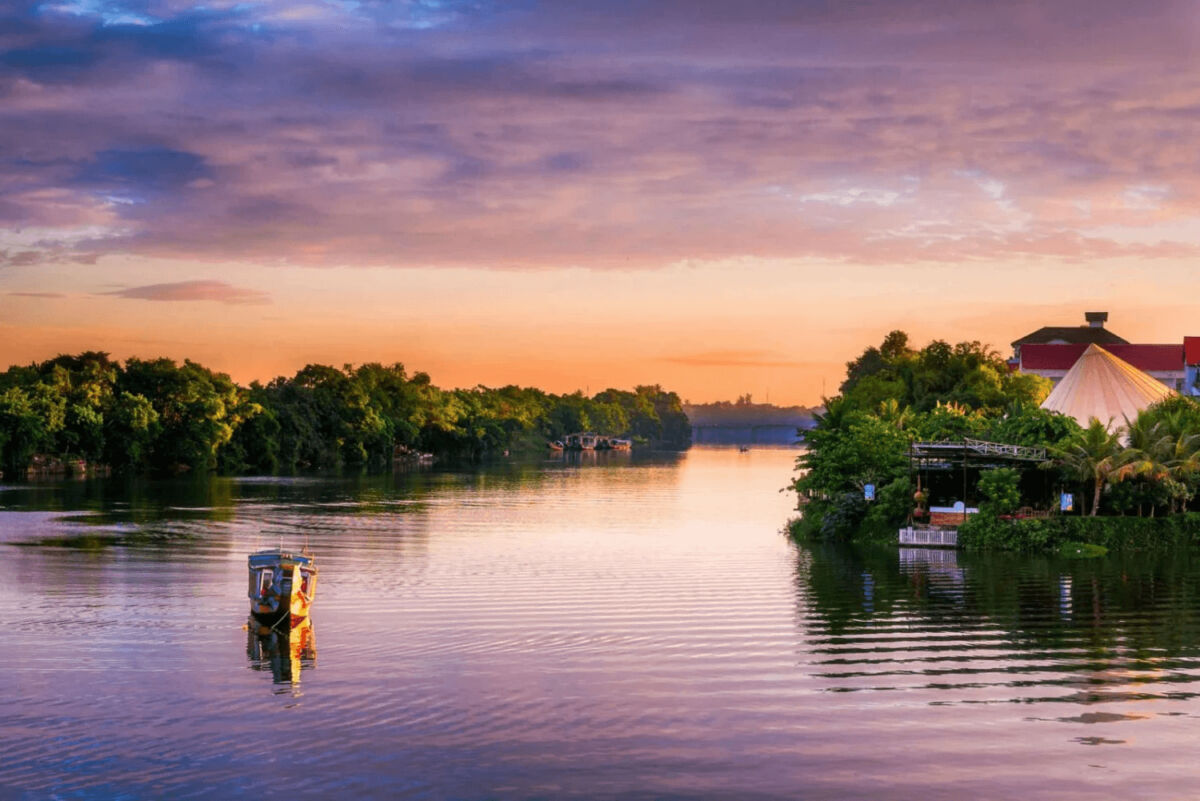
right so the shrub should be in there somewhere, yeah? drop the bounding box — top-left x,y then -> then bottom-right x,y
819,491 -> 869,540
959,512 -> 1200,551
978,468 -> 1020,517
861,477 -> 913,541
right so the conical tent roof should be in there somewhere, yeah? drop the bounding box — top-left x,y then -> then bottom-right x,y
1039,344 -> 1175,429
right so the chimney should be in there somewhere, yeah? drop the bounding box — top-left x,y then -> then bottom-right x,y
1085,311 -> 1108,329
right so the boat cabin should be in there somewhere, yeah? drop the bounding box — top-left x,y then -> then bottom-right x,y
565,432 -> 601,450
248,549 -> 318,626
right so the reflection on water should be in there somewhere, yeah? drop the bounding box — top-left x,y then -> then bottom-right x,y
799,542 -> 1200,715
5,447 -> 1200,799
247,617 -> 317,693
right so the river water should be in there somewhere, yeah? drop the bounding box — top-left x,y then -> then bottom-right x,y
2,447 -> 1200,799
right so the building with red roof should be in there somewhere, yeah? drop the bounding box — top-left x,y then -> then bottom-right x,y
1013,313 -> 1198,395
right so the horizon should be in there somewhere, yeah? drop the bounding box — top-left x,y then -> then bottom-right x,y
4,1 -> 1200,405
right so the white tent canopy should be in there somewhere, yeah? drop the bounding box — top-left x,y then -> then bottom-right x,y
1039,344 -> 1175,430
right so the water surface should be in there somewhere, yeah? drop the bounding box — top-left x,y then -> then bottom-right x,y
3,448 -> 1200,799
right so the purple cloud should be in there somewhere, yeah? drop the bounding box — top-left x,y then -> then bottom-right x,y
2,0 -> 1200,269
103,280 -> 270,305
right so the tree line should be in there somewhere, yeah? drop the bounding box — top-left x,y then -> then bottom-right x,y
0,352 -> 691,476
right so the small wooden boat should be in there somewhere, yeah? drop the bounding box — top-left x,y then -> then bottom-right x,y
548,440 -> 565,451
565,432 -> 600,450
248,548 -> 318,628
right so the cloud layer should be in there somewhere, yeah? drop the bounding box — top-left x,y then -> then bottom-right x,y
3,0 -> 1200,270
103,279 -> 270,305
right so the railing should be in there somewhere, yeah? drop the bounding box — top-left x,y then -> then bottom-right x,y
963,438 -> 1046,461
898,526 -> 960,547
910,439 -> 1047,463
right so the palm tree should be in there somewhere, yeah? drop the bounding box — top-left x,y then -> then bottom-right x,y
1142,406 -> 1200,513
1115,414 -> 1173,516
1054,419 -> 1123,516
1165,431 -> 1200,513
876,398 -> 915,431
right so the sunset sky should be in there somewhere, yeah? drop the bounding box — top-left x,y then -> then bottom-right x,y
3,0 -> 1200,404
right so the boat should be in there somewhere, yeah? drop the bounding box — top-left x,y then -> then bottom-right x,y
565,432 -> 600,450
548,440 -> 565,451
738,446 -> 750,453
248,548 -> 318,628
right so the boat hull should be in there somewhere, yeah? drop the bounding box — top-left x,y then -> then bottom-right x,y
249,603 -> 310,629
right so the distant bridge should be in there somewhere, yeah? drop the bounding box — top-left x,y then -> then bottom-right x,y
690,423 -> 808,445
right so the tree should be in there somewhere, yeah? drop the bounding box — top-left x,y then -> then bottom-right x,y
1054,420 -> 1123,516
985,403 -> 1081,449
978,469 -> 1021,517
794,412 -> 910,501
879,330 -> 910,361
103,392 -> 160,472
0,388 -> 46,474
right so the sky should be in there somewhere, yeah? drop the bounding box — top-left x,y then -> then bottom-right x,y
2,0 -> 1200,405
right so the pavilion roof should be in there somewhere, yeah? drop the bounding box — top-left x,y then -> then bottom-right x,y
1039,344 -> 1174,430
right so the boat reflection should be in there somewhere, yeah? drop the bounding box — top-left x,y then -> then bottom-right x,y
246,616 -> 317,692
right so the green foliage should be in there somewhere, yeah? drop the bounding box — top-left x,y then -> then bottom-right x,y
1059,542 -> 1108,559
793,409 -> 910,502
862,477 -> 914,538
836,332 -> 1052,415
790,478 -> 913,544
817,491 -> 869,540
978,468 -> 1021,517
912,402 -> 987,441
0,353 -> 691,476
1053,419 -> 1132,516
960,513 -> 1200,552
0,387 -> 52,474
984,403 -> 1081,449
103,392 -> 160,473
795,331 -> 1070,518
802,332 -> 1200,550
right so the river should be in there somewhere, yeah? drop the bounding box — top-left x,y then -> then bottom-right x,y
2,447 -> 1199,799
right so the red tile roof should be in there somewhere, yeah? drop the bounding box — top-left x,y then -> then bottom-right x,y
1186,337 -> 1200,365
1021,343 -> 1183,372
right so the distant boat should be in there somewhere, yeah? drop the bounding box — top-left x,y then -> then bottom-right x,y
548,440 -> 565,451
248,549 -> 318,628
738,446 -> 751,453
565,432 -> 600,450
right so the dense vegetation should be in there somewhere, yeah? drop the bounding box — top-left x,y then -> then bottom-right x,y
790,330 -> 1200,550
790,331 -> 1066,542
0,352 -> 690,476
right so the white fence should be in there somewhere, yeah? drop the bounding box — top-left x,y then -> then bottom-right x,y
898,526 -> 959,548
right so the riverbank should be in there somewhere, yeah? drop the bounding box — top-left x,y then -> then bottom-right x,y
788,511 -> 1200,552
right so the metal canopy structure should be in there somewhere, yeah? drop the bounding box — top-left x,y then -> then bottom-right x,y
910,438 -> 1048,471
